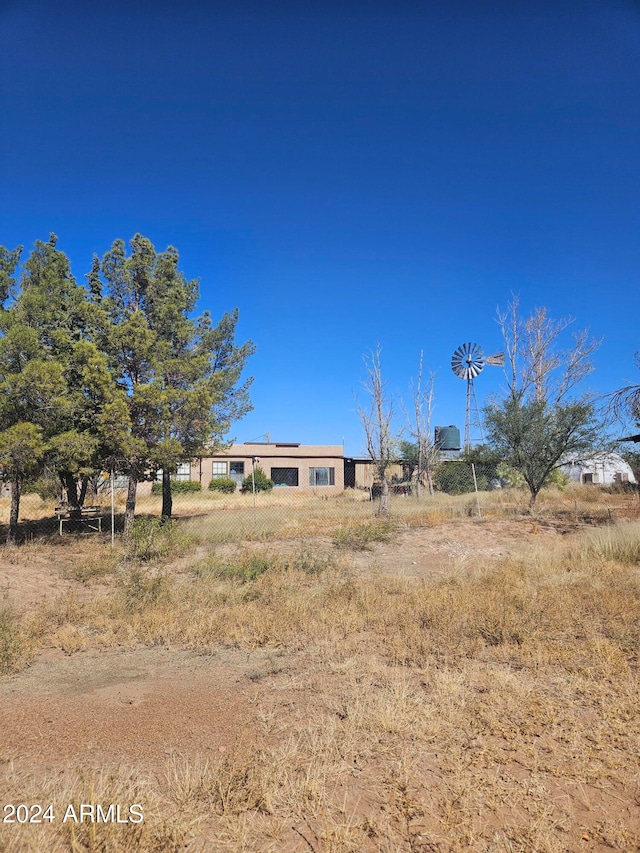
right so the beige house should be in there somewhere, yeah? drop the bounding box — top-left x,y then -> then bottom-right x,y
195,442 -> 345,494
344,457 -> 404,489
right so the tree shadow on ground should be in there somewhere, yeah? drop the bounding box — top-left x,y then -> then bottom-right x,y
0,513 -> 125,545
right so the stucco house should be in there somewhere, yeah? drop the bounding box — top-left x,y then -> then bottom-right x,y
196,442 -> 345,493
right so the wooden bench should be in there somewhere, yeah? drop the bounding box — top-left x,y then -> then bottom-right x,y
55,505 -> 103,535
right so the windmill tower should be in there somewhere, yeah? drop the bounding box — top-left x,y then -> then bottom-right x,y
451,343 -> 504,452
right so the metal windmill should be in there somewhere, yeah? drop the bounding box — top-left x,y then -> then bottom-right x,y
451,343 -> 504,452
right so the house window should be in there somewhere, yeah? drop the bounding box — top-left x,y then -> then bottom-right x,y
212,461 -> 228,479
155,465 -> 190,482
174,462 -> 191,481
309,467 -> 335,486
230,461 -> 244,476
271,467 -> 299,487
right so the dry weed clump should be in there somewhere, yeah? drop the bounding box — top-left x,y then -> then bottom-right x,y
0,765 -> 190,853
579,520 -> 640,566
333,518 -> 396,550
0,607 -> 35,674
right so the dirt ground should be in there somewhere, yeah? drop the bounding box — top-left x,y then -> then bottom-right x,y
1,518 -> 638,852
0,519 -> 553,612
0,521 -> 555,761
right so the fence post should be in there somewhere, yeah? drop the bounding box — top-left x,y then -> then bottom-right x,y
471,463 -> 482,519
110,469 -> 115,547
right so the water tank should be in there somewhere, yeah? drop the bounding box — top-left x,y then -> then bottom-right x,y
434,425 -> 461,451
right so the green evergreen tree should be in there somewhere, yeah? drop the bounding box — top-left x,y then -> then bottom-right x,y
99,235 -> 254,531
0,423 -> 46,543
11,235 -> 118,507
0,240 -> 69,542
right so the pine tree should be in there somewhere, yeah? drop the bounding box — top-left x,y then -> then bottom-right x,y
99,234 -> 254,532
0,239 -> 69,542
11,235 -> 117,508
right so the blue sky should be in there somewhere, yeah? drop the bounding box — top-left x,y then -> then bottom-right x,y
1,0 -> 639,454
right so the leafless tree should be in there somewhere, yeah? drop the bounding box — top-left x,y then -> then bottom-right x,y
496,296 -> 601,404
357,345 -> 394,515
404,352 -> 438,497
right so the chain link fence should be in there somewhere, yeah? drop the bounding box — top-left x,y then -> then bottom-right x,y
8,458 -> 637,546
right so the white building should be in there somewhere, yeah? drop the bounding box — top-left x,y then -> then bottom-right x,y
561,452 -> 636,486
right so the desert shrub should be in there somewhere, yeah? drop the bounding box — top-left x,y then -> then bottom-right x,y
196,547 -> 334,583
620,448 -> 640,482
208,477 -> 237,493
602,481 -> 639,495
124,517 -> 190,563
151,479 -> 201,494
546,468 -> 569,490
496,462 -> 525,488
434,462 -> 490,494
240,466 -> 273,493
334,519 -> 396,550
197,551 -> 278,582
117,567 -> 170,613
286,546 -> 336,574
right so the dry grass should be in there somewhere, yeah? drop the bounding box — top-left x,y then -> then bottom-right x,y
0,607 -> 35,674
1,489 -> 640,850
0,765 -> 189,852
2,480 -> 637,543
333,518 -> 397,550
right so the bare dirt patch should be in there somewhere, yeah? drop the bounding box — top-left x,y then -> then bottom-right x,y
346,518 -> 565,579
0,646 -> 272,772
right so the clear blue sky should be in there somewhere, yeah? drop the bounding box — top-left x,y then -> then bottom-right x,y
2,0 -> 639,454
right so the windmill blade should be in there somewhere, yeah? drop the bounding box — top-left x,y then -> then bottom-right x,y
451,346 -> 468,378
451,342 -> 485,379
485,352 -> 505,366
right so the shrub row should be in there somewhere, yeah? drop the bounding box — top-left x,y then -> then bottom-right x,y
208,478 -> 237,493
150,470 -> 276,494
151,479 -> 202,494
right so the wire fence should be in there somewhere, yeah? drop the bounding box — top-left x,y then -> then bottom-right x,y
3,460 -> 638,546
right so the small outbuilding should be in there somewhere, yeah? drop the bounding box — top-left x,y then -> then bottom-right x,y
560,452 -> 636,486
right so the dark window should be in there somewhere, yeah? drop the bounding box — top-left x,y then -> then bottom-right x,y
309,467 -> 335,486
271,467 -> 299,487
229,461 -> 245,485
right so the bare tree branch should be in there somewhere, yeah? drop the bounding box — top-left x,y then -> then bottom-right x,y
496,297 -> 600,405
607,352 -> 640,425
404,351 -> 438,497
357,344 -> 394,515
488,299 -> 602,510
